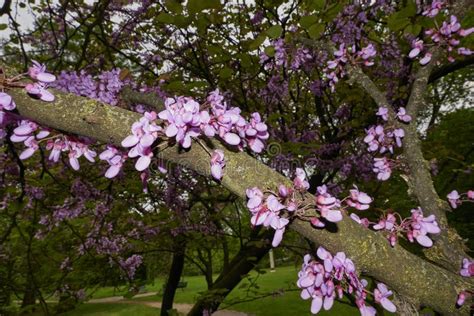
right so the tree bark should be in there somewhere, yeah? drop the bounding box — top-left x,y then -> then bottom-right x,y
161,239 -> 186,316
8,88 -> 474,315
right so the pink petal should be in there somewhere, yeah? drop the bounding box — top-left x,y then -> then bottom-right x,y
416,235 -> 433,247
381,298 -> 397,313
325,210 -> 343,222
311,296 -> 323,314
323,296 -> 334,311
37,72 -> 56,83
19,147 -> 36,160
211,164 -> 223,180
166,124 -> 178,137
140,134 -> 155,147
121,135 -> 139,147
408,47 -> 420,58
224,132 -> 240,145
40,90 -> 55,102
271,228 -> 284,247
135,155 -> 151,171
105,165 -> 120,178
69,157 -> 80,170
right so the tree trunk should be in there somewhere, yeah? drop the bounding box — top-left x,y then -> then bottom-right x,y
188,230 -> 273,316
161,239 -> 186,316
21,275 -> 36,309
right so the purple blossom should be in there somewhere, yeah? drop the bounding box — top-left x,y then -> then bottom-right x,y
315,185 -> 342,223
460,258 -> 474,277
293,168 -> 309,191
373,157 -> 391,181
374,283 -> 396,313
375,107 -> 388,121
28,60 -> 56,83
25,82 -> 55,102
407,208 -> 441,247
210,149 -> 225,180
0,92 -> 16,111
447,190 -> 460,208
99,146 -> 127,178
346,185 -> 372,210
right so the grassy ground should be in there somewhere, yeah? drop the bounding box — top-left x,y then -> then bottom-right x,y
62,303 -> 160,316
129,265 -> 362,315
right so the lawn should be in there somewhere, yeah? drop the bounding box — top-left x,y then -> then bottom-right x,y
129,265 -> 363,315
61,303 -> 160,316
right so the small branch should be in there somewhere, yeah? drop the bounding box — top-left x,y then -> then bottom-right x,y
120,86 -> 164,111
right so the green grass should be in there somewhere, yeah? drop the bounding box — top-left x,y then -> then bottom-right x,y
61,303 -> 160,316
129,266 -> 361,315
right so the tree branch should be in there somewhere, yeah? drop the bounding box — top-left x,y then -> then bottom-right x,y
7,88 -> 473,315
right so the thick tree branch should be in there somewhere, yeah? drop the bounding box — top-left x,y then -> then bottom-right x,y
428,56 -> 474,84
8,88 -> 473,315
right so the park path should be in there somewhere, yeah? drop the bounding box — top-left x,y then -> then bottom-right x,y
88,293 -> 249,316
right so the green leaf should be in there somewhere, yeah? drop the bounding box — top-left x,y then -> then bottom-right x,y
323,3 -> 343,22
309,0 -> 325,10
266,25 -> 283,39
0,24 -> 7,31
219,67 -> 233,79
249,34 -> 266,50
264,45 -> 275,57
165,0 -> 183,14
308,23 -> 324,39
387,13 -> 410,31
187,0 -> 221,14
156,12 -> 174,24
404,24 -> 422,36
299,15 -> 318,29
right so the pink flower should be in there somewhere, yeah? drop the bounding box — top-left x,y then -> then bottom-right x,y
28,60 -> 56,83
347,185 -> 372,210
210,149 -> 225,180
409,39 -> 424,58
447,190 -> 460,208
294,168 -> 309,191
467,190 -> 474,199
408,208 -> 441,248
25,82 -> 55,102
99,146 -> 126,178
375,107 -> 388,121
0,92 -> 16,110
419,52 -> 432,65
373,157 -> 391,181
374,283 -> 397,313
460,258 -> 474,277
349,213 -> 370,228
396,107 -> 412,123
316,185 -> 342,222
457,291 -> 467,306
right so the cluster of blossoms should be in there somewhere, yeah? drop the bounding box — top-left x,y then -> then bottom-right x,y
457,258 -> 474,307
118,254 -> 143,279
297,247 -> 396,315
446,189 -> 474,209
52,68 -> 123,105
364,107 -> 412,181
409,4 -> 473,65
0,61 -> 56,139
324,43 -> 376,91
351,207 -> 441,247
246,167 -> 374,246
121,89 -> 269,180
259,39 -> 313,71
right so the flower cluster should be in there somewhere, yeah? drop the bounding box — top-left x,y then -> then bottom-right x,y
210,150 -> 225,180
121,89 -> 269,178
99,146 -> 128,178
460,258 -> 474,277
246,187 -> 291,247
25,60 -> 56,101
324,43 -> 376,92
121,111 -> 162,171
351,207 -> 441,247
365,107 -> 411,181
409,13 -> 473,65
447,189 -> 474,209
297,247 -> 396,315
52,68 -> 123,105
118,254 -> 143,279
